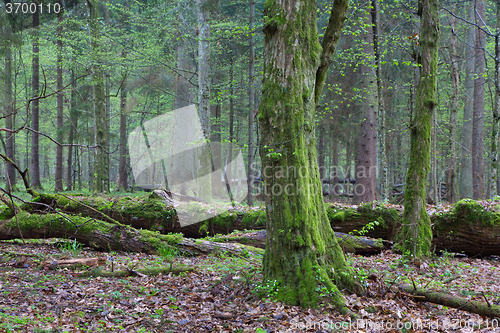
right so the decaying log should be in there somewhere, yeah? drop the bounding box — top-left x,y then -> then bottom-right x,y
208,230 -> 392,255
46,257 -> 107,269
400,283 -> 500,318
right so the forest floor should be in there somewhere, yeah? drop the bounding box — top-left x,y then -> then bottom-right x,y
0,237 -> 499,332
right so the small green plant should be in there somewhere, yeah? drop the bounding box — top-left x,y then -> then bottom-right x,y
59,239 -> 83,256
350,220 -> 380,237
253,279 -> 279,301
158,244 -> 178,263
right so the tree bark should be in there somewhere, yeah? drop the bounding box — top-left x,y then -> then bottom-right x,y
87,0 -> 109,194
490,2 -> 500,198
4,35 -> 16,191
247,0 -> 256,206
459,5 -> 475,200
353,2 -> 378,205
399,0 -> 438,257
447,11 -> 459,203
66,68 -> 79,191
259,0 -> 358,311
472,0 -> 486,200
31,6 -> 42,189
55,8 -> 64,192
119,71 -> 128,191
372,0 -> 388,201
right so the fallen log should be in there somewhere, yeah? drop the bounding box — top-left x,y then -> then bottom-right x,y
0,211 -> 263,257
27,191 -> 267,237
45,257 -> 107,269
400,283 -> 500,318
208,230 -> 392,255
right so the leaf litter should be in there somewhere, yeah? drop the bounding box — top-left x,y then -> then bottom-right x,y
0,237 -> 499,332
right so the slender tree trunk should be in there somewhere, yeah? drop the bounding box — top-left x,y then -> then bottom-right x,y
399,0 -> 439,257
459,5 -> 475,199
105,3 -> 111,153
472,0 -> 486,200
372,0 -> 388,200
353,3 -> 378,204
175,3 -> 193,108
4,38 -> 16,191
247,0 -> 256,206
490,1 -> 500,198
197,0 -> 210,138
87,0 -> 109,194
197,0 -> 211,199
260,0 -> 358,311
66,69 -> 79,191
31,6 -> 42,189
448,11 -> 459,203
431,108 -> 438,204
119,71 -> 128,191
55,8 -> 64,192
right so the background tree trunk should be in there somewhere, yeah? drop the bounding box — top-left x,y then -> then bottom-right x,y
55,8 -> 64,192
489,2 -> 500,198
66,68 -> 79,191
372,0 -> 388,201
459,4 -> 475,199
87,0 -> 109,194
353,2 -> 378,205
4,37 -> 16,191
31,6 -> 42,189
447,10 -> 459,203
247,0 -> 256,206
399,0 -> 438,257
472,0 -> 486,200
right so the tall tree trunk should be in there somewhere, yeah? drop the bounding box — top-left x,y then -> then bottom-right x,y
399,0 -> 439,257
247,0 -> 256,206
472,0 -> 486,200
197,0 -> 210,138
105,3 -> 111,153
459,5 -> 475,199
490,2 -> 500,198
175,3 -> 193,108
259,0 -> 358,311
353,3 -> 378,205
119,72 -> 128,191
66,69 -> 79,191
372,0 -> 388,200
87,0 -> 109,194
197,0 -> 211,199
31,6 -> 42,189
448,11 -> 459,203
55,8 -> 64,192
4,36 -> 16,191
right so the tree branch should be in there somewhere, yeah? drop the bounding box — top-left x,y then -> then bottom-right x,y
314,0 -> 350,105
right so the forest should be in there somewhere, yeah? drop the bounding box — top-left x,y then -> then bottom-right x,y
1,0 -> 500,331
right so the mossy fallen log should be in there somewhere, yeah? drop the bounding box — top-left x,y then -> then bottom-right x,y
0,211 -> 263,256
0,211 -> 182,253
27,192 -> 267,237
18,192 -> 500,256
208,230 -> 392,255
400,283 -> 500,318
431,199 -> 500,257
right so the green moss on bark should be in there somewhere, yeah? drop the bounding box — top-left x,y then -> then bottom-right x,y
259,0 -> 359,311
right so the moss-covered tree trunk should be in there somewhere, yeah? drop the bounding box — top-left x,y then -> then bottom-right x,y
398,0 -> 438,256
87,0 -> 109,194
259,0 -> 358,311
